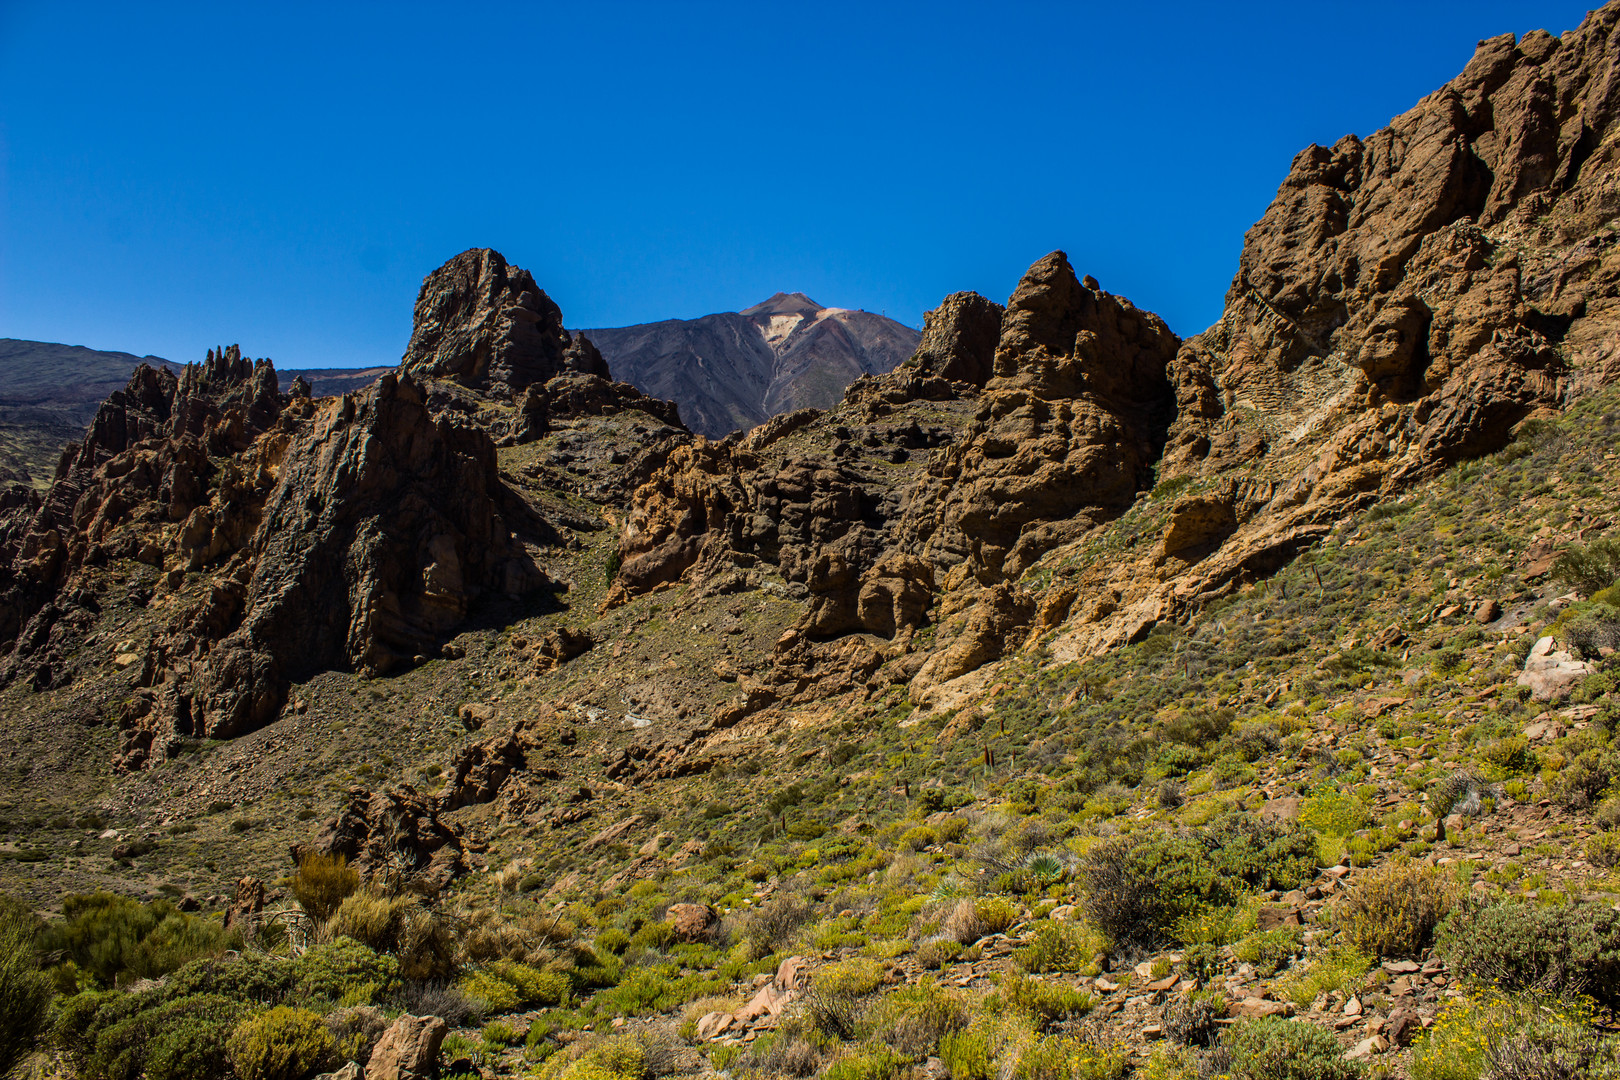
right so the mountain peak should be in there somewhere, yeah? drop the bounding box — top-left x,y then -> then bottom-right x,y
740,292 -> 824,317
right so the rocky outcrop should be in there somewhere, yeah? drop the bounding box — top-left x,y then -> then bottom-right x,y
299,787 -> 469,892
400,248 -> 608,396
367,1014 -> 448,1080
117,373 -> 549,769
0,348 -> 289,690
913,292 -> 1004,386
1160,19 -> 1620,483
608,253 -> 1180,701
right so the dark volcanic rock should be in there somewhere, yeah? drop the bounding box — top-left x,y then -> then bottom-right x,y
400,248 -> 609,396
0,347 -> 286,687
913,291 -> 1004,386
118,372 -> 549,769
608,251 -> 1180,701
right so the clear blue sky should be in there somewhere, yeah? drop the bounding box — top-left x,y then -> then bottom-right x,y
0,1 -> 1602,369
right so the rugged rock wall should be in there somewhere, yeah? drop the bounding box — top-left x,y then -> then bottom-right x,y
116,372 -> 553,770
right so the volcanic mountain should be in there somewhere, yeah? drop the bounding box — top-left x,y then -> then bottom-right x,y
582,293 -> 920,438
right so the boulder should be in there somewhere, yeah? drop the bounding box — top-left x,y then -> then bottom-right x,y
1518,636 -> 1597,700
665,902 -> 718,943
367,1014 -> 447,1080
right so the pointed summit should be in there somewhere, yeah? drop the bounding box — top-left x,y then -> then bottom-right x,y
740,292 -> 824,317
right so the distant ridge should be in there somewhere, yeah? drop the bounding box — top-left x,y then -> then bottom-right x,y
0,339 -> 178,486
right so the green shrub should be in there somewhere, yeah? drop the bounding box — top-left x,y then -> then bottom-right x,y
822,1046 -> 903,1080
1013,1034 -> 1129,1080
323,892 -> 455,982
916,938 -> 963,970
1002,975 -> 1095,1024
973,897 -> 1018,935
55,990 -> 247,1080
459,961 -> 570,1014
228,1007 -> 334,1080
867,983 -> 969,1057
1298,789 -> 1368,838
1222,1017 -> 1364,1080
1551,748 -> 1617,810
1553,539 -> 1620,596
291,938 -> 399,1004
1438,900 -> 1620,1006
1014,922 -> 1101,974
1589,831 -> 1620,869
40,893 -> 236,986
324,1005 -> 388,1067
0,901 -> 52,1078
940,1025 -> 992,1080
1231,927 -> 1302,977
291,853 -> 360,922
1340,861 -> 1458,959
139,995 -> 249,1080
166,953 -> 296,1005
1078,816 -> 1314,948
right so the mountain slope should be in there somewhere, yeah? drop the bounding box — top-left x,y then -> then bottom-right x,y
0,339 -> 176,485
584,292 -> 920,437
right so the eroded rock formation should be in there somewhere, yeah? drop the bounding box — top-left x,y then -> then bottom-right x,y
117,372 -> 551,770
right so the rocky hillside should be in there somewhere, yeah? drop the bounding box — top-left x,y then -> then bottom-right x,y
3,7 -> 1620,1080
584,293 -> 920,438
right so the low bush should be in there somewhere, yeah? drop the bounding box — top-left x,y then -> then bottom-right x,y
291,853 -> 360,923
228,1007 -> 334,1080
459,960 -> 570,1014
822,1045 -> 904,1080
1078,816 -> 1315,948
1410,992 -> 1620,1080
939,900 -> 987,945
167,953 -> 296,1005
1438,899 -> 1620,1006
741,896 -> 811,955
1553,538 -> 1620,596
1340,861 -> 1457,959
323,893 -> 455,982
291,937 -> 400,1004
915,938 -> 963,970
0,900 -> 51,1078
324,1005 -> 388,1065
1001,975 -> 1094,1025
139,995 -> 249,1080
1014,922 -> 1102,974
1551,748 -> 1617,810
1012,1034 -> 1129,1080
1231,927 -> 1301,977
1222,1017 -> 1364,1080
392,981 -> 480,1027
40,893 -> 236,986
804,959 -> 884,1041
868,983 -> 968,1057
1428,771 -> 1489,819
1162,992 -> 1223,1047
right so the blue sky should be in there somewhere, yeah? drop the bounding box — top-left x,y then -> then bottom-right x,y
0,1 -> 1602,369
